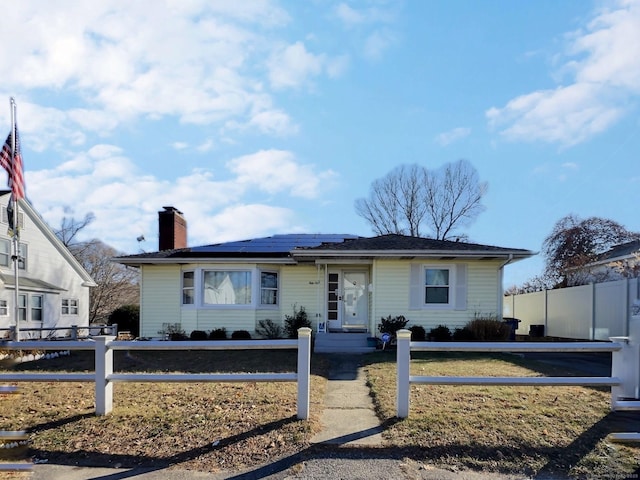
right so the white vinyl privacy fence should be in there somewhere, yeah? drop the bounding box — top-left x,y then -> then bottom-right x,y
0,328 -> 312,419
503,278 -> 639,340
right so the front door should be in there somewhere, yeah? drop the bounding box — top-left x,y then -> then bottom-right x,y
326,270 -> 368,331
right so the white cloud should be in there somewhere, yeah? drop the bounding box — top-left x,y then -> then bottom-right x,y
248,110 -> 299,136
334,2 -> 399,61
192,204 -> 297,244
171,142 -> 189,151
335,3 -> 396,28
268,41 -> 327,90
335,4 -> 367,26
486,0 -> 640,146
226,149 -> 336,199
26,145 -> 334,253
435,127 -> 471,146
363,29 -> 397,61
0,1 -> 302,144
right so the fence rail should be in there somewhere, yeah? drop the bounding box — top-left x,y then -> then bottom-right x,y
0,324 -> 117,341
396,319 -> 640,443
0,328 -> 312,419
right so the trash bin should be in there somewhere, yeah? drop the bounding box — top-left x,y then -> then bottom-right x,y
503,317 -> 521,341
529,325 -> 545,338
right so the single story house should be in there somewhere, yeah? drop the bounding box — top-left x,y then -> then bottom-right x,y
0,191 -> 96,339
115,207 -> 534,347
567,240 -> 640,286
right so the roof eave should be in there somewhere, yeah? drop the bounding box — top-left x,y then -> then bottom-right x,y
115,256 -> 298,266
292,249 -> 535,260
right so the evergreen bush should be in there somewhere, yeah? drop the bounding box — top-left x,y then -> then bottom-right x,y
284,305 -> 312,338
409,325 -> 427,341
429,325 -> 452,341
208,328 -> 228,340
190,330 -> 208,340
108,305 -> 140,338
256,319 -> 283,339
231,330 -> 252,340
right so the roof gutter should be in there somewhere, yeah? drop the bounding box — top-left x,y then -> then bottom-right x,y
292,249 -> 534,260
114,256 -> 299,266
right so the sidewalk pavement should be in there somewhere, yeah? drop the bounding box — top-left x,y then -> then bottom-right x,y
27,354 -> 524,480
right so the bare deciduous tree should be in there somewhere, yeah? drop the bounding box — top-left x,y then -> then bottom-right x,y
355,159 -> 487,240
57,212 -> 95,248
55,214 -> 139,323
74,240 -> 139,323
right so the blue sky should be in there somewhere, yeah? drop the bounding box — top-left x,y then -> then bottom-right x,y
1,0 -> 639,288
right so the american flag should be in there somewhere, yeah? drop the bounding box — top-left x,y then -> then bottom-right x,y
0,125 -> 25,201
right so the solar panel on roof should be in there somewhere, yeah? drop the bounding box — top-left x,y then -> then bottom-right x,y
190,234 -> 358,254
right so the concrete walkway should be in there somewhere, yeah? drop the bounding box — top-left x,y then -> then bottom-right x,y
311,354 -> 384,446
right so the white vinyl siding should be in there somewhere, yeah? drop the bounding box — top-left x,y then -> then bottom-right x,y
279,265 -> 321,327
140,265 -> 181,337
0,196 -> 92,334
371,259 -> 500,331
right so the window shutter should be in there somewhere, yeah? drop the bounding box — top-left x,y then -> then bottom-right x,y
454,264 -> 467,310
409,264 -> 422,309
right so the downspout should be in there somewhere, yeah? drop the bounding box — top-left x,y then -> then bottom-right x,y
316,263 -> 322,332
498,254 -> 514,321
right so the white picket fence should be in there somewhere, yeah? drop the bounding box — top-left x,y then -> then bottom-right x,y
395,317 -> 640,441
0,327 -> 312,419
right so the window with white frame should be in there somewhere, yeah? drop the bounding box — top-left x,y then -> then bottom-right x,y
0,240 -> 27,269
424,267 -> 452,305
0,239 -> 9,267
260,271 -> 278,306
0,299 -> 7,316
31,295 -> 43,321
18,294 -> 26,321
182,271 -> 194,305
18,294 -> 45,321
1,206 -> 24,229
62,298 -> 79,315
409,263 -> 467,310
17,243 -> 27,270
203,270 -> 252,305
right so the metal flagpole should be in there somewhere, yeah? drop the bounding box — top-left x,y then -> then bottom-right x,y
10,98 -> 20,341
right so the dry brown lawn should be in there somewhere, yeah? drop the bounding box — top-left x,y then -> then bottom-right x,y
1,347 -> 639,479
0,349 -> 328,474
364,351 -> 640,479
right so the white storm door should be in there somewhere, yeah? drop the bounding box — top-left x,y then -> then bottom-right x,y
342,271 -> 368,326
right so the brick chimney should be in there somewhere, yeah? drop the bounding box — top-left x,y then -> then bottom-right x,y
158,206 -> 187,251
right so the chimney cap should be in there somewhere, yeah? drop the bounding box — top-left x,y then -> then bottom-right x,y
161,206 -> 183,214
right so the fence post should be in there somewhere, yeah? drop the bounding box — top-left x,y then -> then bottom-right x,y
71,325 -> 78,341
611,315 -> 640,409
296,327 -> 312,420
397,329 -> 411,418
94,336 -> 115,415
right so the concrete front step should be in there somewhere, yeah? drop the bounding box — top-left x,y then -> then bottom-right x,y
315,332 -> 378,353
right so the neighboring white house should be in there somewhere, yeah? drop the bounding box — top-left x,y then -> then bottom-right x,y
567,240 -> 640,286
0,191 -> 96,339
115,207 -> 534,347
